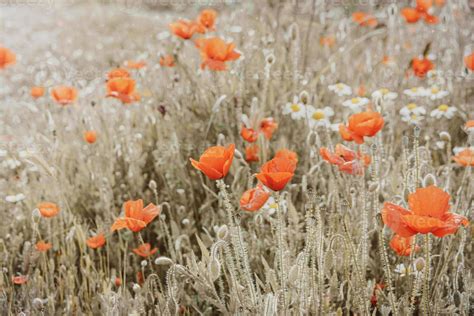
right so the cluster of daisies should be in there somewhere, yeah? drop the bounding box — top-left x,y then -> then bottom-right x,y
283,69 -> 458,129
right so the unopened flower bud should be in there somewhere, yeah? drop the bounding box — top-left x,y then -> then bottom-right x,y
439,131 -> 451,142
414,257 -> 425,272
217,225 -> 228,240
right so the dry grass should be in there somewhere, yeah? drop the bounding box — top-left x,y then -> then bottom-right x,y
0,1 -> 473,315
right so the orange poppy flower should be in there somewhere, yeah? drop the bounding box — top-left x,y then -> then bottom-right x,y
0,46 -> 16,69
381,185 -> 469,238
51,86 -> 78,105
260,118 -> 278,140
256,154 -> 297,191
401,7 -> 422,23
319,36 -> 335,47
339,111 -> 384,144
241,126 -> 258,143
389,234 -> 419,256
197,9 -> 217,30
133,243 -> 158,258
352,12 -> 378,27
12,275 -> 28,285
83,130 -> 97,144
124,60 -> 146,69
107,68 -> 130,80
35,240 -> 52,252
412,57 -> 434,78
169,20 -> 205,39
464,120 -> 474,132
245,144 -> 259,162
452,148 -> 474,167
86,233 -> 106,249
194,37 -> 240,71
320,144 -> 370,175
464,52 -> 474,71
38,202 -> 60,218
159,55 -> 175,67
111,199 -> 160,233
190,144 -> 235,180
240,184 -> 270,212
31,86 -> 45,99
106,77 -> 140,104
416,0 -> 433,13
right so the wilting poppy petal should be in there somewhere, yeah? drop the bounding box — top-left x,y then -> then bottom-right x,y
240,185 -> 270,212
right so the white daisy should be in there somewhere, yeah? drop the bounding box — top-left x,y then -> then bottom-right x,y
306,106 -> 334,128
401,113 -> 425,125
394,264 -> 408,277
261,196 -> 287,216
403,87 -> 428,98
328,83 -> 352,96
426,86 -> 449,100
5,193 -> 26,203
283,96 -> 307,120
371,88 -> 398,101
399,103 -> 426,117
430,104 -> 457,119
342,97 -> 369,112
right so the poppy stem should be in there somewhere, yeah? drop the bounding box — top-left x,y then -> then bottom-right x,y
275,192 -> 288,311
421,234 -> 431,315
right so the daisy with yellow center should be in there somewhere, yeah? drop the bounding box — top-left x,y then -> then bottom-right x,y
400,103 -> 426,118
403,86 -> 428,98
427,86 -> 449,100
306,105 -> 334,128
371,88 -> 398,101
283,96 -> 307,120
328,83 -> 352,96
342,97 -> 369,112
431,104 -> 457,119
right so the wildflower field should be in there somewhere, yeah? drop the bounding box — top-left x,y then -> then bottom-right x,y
1,0 -> 473,314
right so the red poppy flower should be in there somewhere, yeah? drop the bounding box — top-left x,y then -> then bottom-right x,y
274,149 -> 298,172
133,243 -> 158,258
106,77 -> 140,104
245,144 -> 259,162
241,126 -> 258,143
412,57 -> 434,78
382,186 -> 469,237
197,9 -> 217,30
194,37 -> 240,71
124,60 -> 146,69
86,233 -> 106,249
0,46 -> 16,69
31,86 -> 45,99
401,7 -> 422,23
83,130 -> 97,144
389,234 -> 420,256
38,202 -> 60,218
12,275 -> 28,285
256,153 -> 297,191
259,118 -> 278,140
416,0 -> 433,13
169,20 -> 205,40
51,86 -> 78,105
452,148 -> 474,167
465,52 -> 474,71
352,12 -> 378,27
111,199 -> 160,232
35,240 -> 52,252
339,111 -> 384,144
240,185 -> 270,212
190,144 -> 235,180
320,144 -> 370,175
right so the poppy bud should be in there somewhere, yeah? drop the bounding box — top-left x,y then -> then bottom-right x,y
208,258 -> 221,281
299,90 -> 309,105
265,54 -> 275,65
368,181 -> 379,192
141,260 -> 148,267
439,131 -> 451,142
422,174 -> 437,187
133,283 -> 141,292
217,225 -> 228,240
155,256 -> 173,265
148,180 -> 157,190
414,257 -> 425,272
182,218 -> 190,225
